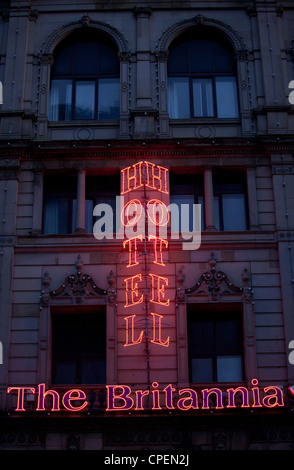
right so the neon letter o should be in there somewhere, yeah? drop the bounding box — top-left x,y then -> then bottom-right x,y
147,199 -> 170,226
121,199 -> 143,226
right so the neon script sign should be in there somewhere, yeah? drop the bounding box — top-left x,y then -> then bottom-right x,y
7,380 -> 285,412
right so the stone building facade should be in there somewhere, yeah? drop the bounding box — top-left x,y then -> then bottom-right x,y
0,0 -> 294,450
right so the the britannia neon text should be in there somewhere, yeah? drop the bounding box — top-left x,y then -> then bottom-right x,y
6,380 -> 285,412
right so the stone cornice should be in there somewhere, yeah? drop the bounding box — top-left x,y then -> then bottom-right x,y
1,139 -> 294,162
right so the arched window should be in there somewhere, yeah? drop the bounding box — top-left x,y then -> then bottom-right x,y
167,29 -> 239,119
49,30 -> 120,121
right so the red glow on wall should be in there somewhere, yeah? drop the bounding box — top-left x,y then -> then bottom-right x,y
121,162 -> 170,349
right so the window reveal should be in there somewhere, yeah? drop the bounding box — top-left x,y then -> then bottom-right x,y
167,30 -> 239,119
49,31 -> 120,121
187,305 -> 244,384
51,310 -> 106,385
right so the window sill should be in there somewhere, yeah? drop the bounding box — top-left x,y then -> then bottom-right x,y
48,119 -> 120,127
169,117 -> 241,124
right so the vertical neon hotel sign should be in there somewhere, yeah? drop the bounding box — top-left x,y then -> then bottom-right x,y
121,161 -> 170,348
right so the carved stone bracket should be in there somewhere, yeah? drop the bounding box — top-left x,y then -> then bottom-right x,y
185,253 -> 252,302
40,255 -> 107,306
176,266 -> 186,303
107,270 -> 117,305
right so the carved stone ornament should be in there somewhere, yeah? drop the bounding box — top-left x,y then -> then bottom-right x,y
107,270 -> 117,305
40,255 -> 107,306
176,266 -> 186,303
185,253 -> 251,302
81,15 -> 90,27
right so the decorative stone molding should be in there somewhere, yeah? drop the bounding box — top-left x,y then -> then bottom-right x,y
176,266 -> 185,303
42,16 -> 130,56
107,270 -> 117,305
133,7 -> 152,17
156,14 -> 246,55
40,255 -> 107,306
185,253 -> 251,302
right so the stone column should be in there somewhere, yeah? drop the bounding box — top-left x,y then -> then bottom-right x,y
272,157 -> 294,382
204,168 -> 217,231
132,7 -> 157,138
157,51 -> 170,137
118,52 -> 131,138
0,2 -> 31,139
35,53 -> 53,140
75,169 -> 86,233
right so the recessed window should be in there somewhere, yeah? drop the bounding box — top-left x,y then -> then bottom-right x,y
187,305 -> 244,384
51,308 -> 106,385
169,173 -> 204,232
167,29 -> 239,119
42,174 -> 77,234
42,173 -> 120,235
169,171 -> 248,232
86,174 -> 120,234
213,172 -> 249,231
49,31 -> 120,121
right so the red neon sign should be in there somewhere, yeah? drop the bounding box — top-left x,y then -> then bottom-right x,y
121,161 -> 170,349
6,380 -> 285,412
121,161 -> 168,195
124,274 -> 144,307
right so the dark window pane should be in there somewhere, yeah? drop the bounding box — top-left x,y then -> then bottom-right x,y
187,307 -> 244,383
215,77 -> 239,118
99,43 -> 120,74
49,80 -> 72,121
54,362 -> 77,385
52,311 -> 106,385
81,359 -> 106,384
168,42 -> 189,73
98,78 -> 120,119
74,81 -> 95,119
192,78 -> 214,117
213,174 -> 248,231
168,77 -> 190,118
43,197 -> 71,234
216,319 -> 243,354
52,44 -> 74,75
170,174 -> 205,232
170,195 -> 195,233
222,193 -> 247,230
189,40 -> 213,73
75,42 -> 98,75
191,358 -> 213,383
217,356 -> 243,382
214,42 -> 235,72
188,319 -> 214,356
87,174 -> 120,234
43,174 -> 76,234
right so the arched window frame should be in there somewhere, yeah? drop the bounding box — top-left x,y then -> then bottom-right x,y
36,16 -> 130,140
156,15 -> 253,137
